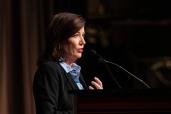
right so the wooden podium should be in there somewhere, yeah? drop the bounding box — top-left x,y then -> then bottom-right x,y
72,89 -> 171,114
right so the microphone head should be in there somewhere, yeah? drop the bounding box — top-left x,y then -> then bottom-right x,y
90,49 -> 104,62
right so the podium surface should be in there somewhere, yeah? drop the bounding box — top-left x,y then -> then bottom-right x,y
72,89 -> 171,114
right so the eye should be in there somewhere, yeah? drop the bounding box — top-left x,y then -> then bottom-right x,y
71,33 -> 79,38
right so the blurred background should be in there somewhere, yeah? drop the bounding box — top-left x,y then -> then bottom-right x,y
1,0 -> 171,114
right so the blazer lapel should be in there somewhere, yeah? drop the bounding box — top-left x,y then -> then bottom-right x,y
65,72 -> 79,90
57,62 -> 88,90
65,72 -> 88,90
57,62 -> 79,90
79,74 -> 88,90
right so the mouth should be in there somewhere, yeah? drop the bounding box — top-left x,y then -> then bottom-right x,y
77,48 -> 83,53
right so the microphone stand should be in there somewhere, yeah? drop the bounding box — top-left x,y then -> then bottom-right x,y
104,59 -> 151,88
101,61 -> 122,89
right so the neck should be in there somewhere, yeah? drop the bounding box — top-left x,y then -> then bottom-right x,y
63,57 -> 76,66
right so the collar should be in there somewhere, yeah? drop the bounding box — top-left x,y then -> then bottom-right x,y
59,58 -> 81,73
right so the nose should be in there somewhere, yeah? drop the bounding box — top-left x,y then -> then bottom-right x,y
80,36 -> 86,45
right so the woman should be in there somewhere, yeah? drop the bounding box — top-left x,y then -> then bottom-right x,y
33,12 -> 103,114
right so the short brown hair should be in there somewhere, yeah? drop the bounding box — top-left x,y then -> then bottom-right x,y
41,12 -> 85,63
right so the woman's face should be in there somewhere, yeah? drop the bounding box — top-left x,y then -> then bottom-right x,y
63,27 -> 86,62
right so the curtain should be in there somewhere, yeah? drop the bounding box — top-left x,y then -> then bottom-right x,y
0,0 -> 12,114
0,0 -> 53,114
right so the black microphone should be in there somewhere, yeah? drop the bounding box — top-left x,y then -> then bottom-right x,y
90,50 -> 151,88
90,50 -> 122,88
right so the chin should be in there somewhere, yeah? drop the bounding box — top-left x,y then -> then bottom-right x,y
75,54 -> 82,59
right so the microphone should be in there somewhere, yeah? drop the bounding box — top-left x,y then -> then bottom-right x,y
90,50 -> 122,88
90,50 -> 151,88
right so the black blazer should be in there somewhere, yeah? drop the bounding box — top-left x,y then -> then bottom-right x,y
33,61 -> 88,114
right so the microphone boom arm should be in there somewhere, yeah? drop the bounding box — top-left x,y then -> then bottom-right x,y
104,60 -> 151,88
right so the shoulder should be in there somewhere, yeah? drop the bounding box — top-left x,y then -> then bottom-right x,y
38,61 -> 61,71
35,61 -> 64,77
34,61 -> 63,82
